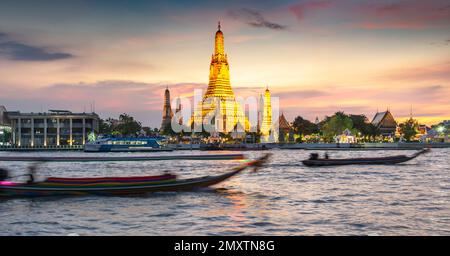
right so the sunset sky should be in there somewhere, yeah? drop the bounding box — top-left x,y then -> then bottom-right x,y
0,0 -> 449,127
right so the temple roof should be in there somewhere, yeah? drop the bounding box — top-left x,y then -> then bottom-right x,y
278,113 -> 292,130
371,110 -> 397,130
371,111 -> 388,126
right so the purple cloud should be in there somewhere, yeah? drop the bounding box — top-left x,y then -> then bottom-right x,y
0,32 -> 73,61
228,8 -> 287,30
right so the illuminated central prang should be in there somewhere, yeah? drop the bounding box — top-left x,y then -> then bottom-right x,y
205,21 -> 233,98
194,22 -> 249,133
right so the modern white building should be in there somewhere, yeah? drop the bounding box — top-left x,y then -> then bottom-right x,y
4,109 -> 99,147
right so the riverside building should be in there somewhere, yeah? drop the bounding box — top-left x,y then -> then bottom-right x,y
5,109 -> 99,147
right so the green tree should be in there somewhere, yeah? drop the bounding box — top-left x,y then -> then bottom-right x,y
99,118 -> 113,134
399,118 -> 418,142
321,112 -> 354,142
142,127 -> 155,136
0,127 -> 11,145
348,114 -> 381,141
349,114 -> 368,135
365,123 -> 381,141
431,121 -> 449,134
115,113 -> 142,136
292,116 -> 319,136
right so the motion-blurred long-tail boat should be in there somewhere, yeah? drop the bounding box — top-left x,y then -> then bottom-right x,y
0,154 -> 270,198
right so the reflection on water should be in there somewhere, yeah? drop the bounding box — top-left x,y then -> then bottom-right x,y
0,149 -> 449,235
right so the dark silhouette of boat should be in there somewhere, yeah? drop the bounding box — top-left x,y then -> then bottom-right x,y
302,148 -> 429,167
0,154 -> 271,198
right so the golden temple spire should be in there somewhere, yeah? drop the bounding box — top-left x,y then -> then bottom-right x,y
261,87 -> 272,136
192,22 -> 250,134
206,22 -> 231,97
214,22 -> 224,56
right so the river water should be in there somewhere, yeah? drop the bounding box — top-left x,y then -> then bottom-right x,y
0,149 -> 449,235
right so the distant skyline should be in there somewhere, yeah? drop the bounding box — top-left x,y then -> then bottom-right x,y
0,0 -> 449,127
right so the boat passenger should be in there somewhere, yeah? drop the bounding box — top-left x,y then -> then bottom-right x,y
325,153 -> 329,159
0,167 -> 9,181
309,153 -> 319,160
26,164 -> 37,184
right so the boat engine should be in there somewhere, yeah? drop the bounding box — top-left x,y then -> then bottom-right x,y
0,168 -> 9,181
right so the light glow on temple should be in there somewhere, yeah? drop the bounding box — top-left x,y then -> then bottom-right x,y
193,22 -> 250,134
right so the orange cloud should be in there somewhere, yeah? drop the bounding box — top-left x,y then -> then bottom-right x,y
381,62 -> 450,82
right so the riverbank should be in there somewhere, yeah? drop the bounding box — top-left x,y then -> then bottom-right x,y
1,142 -> 448,152
0,146 -> 84,151
278,142 -> 450,150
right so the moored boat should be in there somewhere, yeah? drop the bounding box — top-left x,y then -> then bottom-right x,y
302,148 -> 429,167
84,137 -> 173,152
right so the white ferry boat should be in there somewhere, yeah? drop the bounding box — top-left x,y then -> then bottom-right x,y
84,137 -> 173,152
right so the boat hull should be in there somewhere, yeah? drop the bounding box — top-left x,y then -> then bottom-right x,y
302,149 -> 428,167
84,144 -> 173,152
0,154 -> 271,198
0,170 -> 241,198
302,157 -> 413,166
